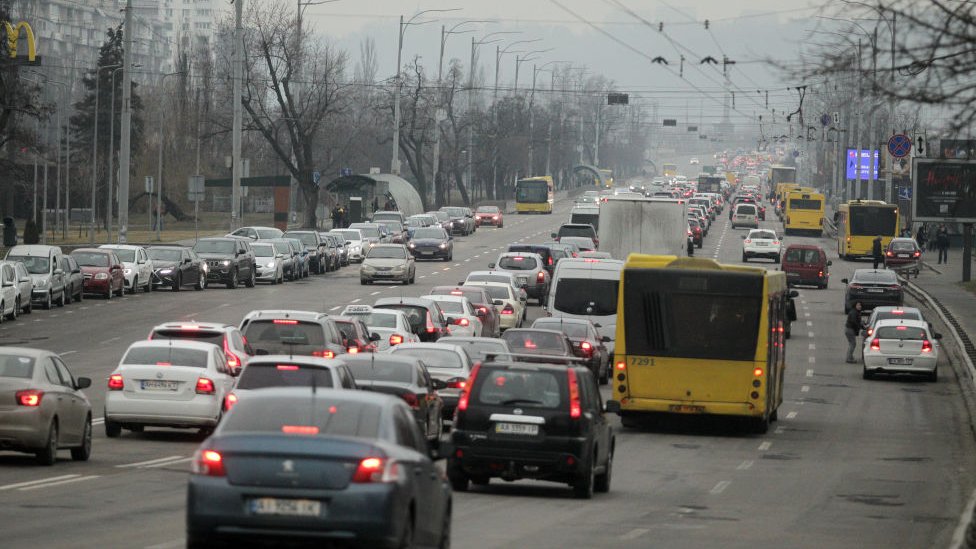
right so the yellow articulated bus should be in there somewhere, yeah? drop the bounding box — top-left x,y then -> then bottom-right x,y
609,256 -> 792,433
515,176 -> 554,214
784,190 -> 825,236
835,200 -> 899,260
662,163 -> 678,177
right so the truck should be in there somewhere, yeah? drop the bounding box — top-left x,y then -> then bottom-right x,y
769,165 -> 797,187
697,175 -> 724,194
598,197 -> 689,260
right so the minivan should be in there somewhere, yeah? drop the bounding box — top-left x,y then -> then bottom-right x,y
546,258 -> 624,359
731,203 -> 759,229
781,244 -> 831,289
569,205 -> 600,230
5,245 -> 67,309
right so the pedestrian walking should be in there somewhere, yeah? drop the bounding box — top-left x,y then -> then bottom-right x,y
915,224 -> 927,249
845,301 -> 864,364
330,205 -> 339,229
872,236 -> 884,269
937,224 -> 950,264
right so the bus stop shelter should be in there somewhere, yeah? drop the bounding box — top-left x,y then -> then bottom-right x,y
324,173 -> 424,224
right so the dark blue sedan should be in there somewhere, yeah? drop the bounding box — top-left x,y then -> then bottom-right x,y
407,227 -> 454,261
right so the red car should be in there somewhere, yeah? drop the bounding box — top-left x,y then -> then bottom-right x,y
884,237 -> 922,277
70,248 -> 125,298
474,205 -> 503,228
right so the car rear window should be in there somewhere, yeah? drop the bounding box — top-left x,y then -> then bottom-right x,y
348,311 -> 399,328
875,311 -> 922,322
467,273 -> 511,285
235,362 -> 336,390
431,299 -> 465,314
854,271 -> 898,284
736,205 -> 757,214
122,347 -> 209,367
222,397 -> 381,438
785,248 -> 820,264
875,326 -> 927,340
532,321 -> 589,338
392,348 -> 462,369
891,241 -> 916,252
151,329 -> 224,347
243,320 -> 326,348
376,305 -> 428,332
558,226 -> 595,238
0,354 -> 35,378
552,278 -> 618,315
502,331 -> 566,352
345,359 -> 414,383
499,256 -> 538,270
750,231 -> 776,240
474,368 -> 564,409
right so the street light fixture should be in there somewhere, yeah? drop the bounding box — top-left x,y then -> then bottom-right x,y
21,75 -> 67,245
513,49 -> 553,92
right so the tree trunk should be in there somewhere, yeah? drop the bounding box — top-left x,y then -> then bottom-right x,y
452,168 -> 470,206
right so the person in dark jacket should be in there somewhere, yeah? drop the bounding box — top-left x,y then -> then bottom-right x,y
845,301 -> 864,363
915,225 -> 927,250
872,236 -> 884,269
936,224 -> 950,264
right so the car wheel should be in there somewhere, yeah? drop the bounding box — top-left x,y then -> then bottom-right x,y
116,282 -> 124,297
741,253 -> 748,262
227,269 -> 238,289
58,289 -> 66,307
64,286 -> 72,304
447,463 -> 469,492
131,277 -> 137,295
194,273 -> 204,291
104,419 -> 122,438
76,285 -> 84,301
360,279 -> 367,286
245,267 -> 256,288
0,301 -> 5,323
927,368 -> 938,382
35,420 -> 58,466
173,273 -> 182,292
573,457 -> 595,499
185,533 -> 218,549
43,291 -> 52,310
71,416 -> 92,461
594,446 -> 613,493
438,504 -> 452,549
24,296 -> 32,314
697,241 -> 703,249
145,278 -> 152,293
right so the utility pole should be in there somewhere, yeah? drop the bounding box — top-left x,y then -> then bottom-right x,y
853,40 -> 863,200
392,15 -> 405,176
886,13 -> 896,204
117,0 -> 134,243
231,0 -> 244,230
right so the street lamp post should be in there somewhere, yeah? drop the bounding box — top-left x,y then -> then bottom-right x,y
529,61 -> 566,176
90,63 -> 121,245
513,49 -> 551,92
156,71 -> 184,241
106,65 -> 127,243
492,39 -> 541,198
23,75 -> 68,243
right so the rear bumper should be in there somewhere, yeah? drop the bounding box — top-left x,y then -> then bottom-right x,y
105,393 -> 221,427
0,409 -> 49,450
863,355 -> 937,373
846,294 -> 903,310
450,432 -> 588,481
616,397 -> 763,418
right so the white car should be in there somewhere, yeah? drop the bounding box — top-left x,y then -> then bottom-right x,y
741,229 -> 782,262
463,270 -> 525,299
340,305 -> 418,350
463,281 -> 526,330
100,244 -> 154,293
423,294 -> 484,337
103,340 -> 236,437
689,157 -> 700,165
732,203 -> 760,229
223,355 -> 354,412
332,229 -> 367,263
862,318 -> 941,381
0,260 -> 34,315
226,226 -> 283,240
0,262 -> 21,320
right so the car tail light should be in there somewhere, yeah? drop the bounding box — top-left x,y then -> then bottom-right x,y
456,363 -> 480,413
389,334 -> 404,345
16,389 -> 43,407
312,350 -> 336,358
493,216 -> 499,220
615,360 -> 626,370
450,290 -> 464,295
870,338 -> 880,351
866,328 -> 874,336
849,283 -> 863,290
547,256 -> 553,266
352,457 -> 400,483
921,340 -> 933,353
744,239 -> 752,244
888,285 -> 901,290
753,368 -> 763,377
913,251 -> 921,258
579,341 -> 593,356
108,374 -> 124,390
223,339 -> 241,371
196,378 -> 216,395
400,392 -> 420,409
281,425 -> 320,435
455,317 -> 469,327
223,392 -> 238,411
567,368 -> 582,419
191,449 -> 225,476
447,377 -> 466,389
501,305 -> 515,315
348,346 -> 360,354
772,241 -> 779,245
477,306 -> 489,315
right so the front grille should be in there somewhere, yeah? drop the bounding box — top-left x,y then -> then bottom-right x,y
207,260 -> 222,267
83,274 -> 92,280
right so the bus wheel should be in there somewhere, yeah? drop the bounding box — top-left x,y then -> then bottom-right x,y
770,409 -> 779,422
751,415 -> 769,434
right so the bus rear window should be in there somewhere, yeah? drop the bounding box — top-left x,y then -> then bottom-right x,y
850,207 -> 897,236
789,199 -> 822,210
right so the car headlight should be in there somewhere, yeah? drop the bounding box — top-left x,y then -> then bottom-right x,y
221,260 -> 231,266
351,246 -> 361,253
265,261 -> 275,268
159,269 -> 173,275
439,243 -> 447,249
95,273 -> 109,280
408,242 -> 416,248
34,278 -> 48,288
361,264 -> 376,272
392,265 -> 405,273
123,268 -> 132,275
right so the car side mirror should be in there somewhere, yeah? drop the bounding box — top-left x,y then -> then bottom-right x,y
1,281 -> 11,287
493,299 -> 503,306
934,333 -> 943,340
604,400 -> 621,414
841,278 -> 849,284
54,268 -> 64,275
75,377 -> 92,390
138,260 -> 146,265
601,335 -> 611,342
431,378 -> 448,390
183,258 -> 192,264
827,261 -> 833,266
789,290 -> 799,298
370,332 -> 381,342
488,263 -> 496,269
593,323 -> 602,328
550,232 -> 557,238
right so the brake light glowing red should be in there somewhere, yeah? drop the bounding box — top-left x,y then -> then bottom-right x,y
389,334 -> 404,345
447,378 -> 466,389
450,290 -> 464,295
281,425 -> 320,435
272,319 -> 299,324
312,350 -> 335,358
456,363 -> 480,413
195,377 -> 216,395
223,392 -> 238,411
108,374 -> 124,390
400,392 -> 420,409
886,251 -> 893,257
16,390 -> 43,407
348,347 -> 360,354
921,340 -> 933,353
744,239 -> 752,244
501,305 -> 514,315
567,369 -> 582,419
277,364 -> 300,371
223,339 -> 241,371
870,338 -> 880,351
192,449 -> 225,476
455,318 -> 469,327
352,457 -> 398,483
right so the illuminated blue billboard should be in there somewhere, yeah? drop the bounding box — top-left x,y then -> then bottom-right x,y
846,149 -> 879,180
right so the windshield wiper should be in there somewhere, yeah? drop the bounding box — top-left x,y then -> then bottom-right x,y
500,398 -> 544,405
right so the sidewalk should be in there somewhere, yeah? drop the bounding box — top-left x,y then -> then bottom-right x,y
913,247 -> 976,357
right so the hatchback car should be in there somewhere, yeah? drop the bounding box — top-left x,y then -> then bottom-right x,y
531,318 -> 611,384
884,237 -> 922,276
239,310 -> 347,359
148,321 -> 252,375
333,316 -> 381,353
340,305 -> 419,350
475,205 -> 504,227
500,328 -> 580,364
71,248 -> 125,299
741,229 -> 782,263
440,206 -> 475,235
429,286 -> 501,338
862,319 -> 941,381
863,306 -> 927,339
331,229 -> 366,263
0,260 -> 34,315
361,244 -> 416,285
62,255 -> 86,303
449,359 -> 614,498
388,342 -> 475,419
423,294 -> 484,338
186,388 -> 452,548
373,297 -> 451,342
490,252 -> 550,305
250,242 -> 285,284
0,348 -> 92,465
842,269 -> 904,313
100,244 -> 154,293
222,355 -> 356,413
462,282 -> 526,331
731,203 -> 759,229
553,223 -> 599,248
408,227 -> 454,261
104,340 -> 236,437
782,244 -> 831,288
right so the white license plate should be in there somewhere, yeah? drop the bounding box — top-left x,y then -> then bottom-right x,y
755,242 -> 768,246
866,288 -> 884,293
140,380 -> 179,391
249,498 -> 321,517
421,251 -> 433,256
888,357 -> 913,365
495,422 -> 539,436
517,277 -> 528,285
898,254 -> 909,258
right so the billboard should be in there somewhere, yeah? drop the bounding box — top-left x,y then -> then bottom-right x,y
4,21 -> 37,62
845,148 -> 879,180
912,158 -> 976,223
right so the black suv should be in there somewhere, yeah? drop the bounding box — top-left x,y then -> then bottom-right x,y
552,223 -> 599,248
284,230 -> 328,274
448,359 -> 615,499
193,237 -> 256,289
239,310 -> 347,359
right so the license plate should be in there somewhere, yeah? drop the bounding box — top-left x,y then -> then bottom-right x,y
517,277 -> 528,285
140,380 -> 179,391
421,251 -> 433,256
898,254 -> 908,258
669,404 -> 705,414
787,272 -> 799,277
866,288 -> 884,293
249,498 -> 321,517
888,357 -> 913,365
495,422 -> 539,435
756,242 -> 768,246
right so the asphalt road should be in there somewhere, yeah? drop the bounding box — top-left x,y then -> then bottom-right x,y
0,195 -> 973,549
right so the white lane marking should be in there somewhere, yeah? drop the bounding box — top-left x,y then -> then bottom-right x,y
736,460 -> 754,471
786,411 -> 797,419
64,310 -> 74,314
464,258 -> 471,262
805,369 -> 814,378
117,455 -> 186,468
808,332 -> 815,338
80,306 -> 90,310
92,417 -> 105,425
806,321 -> 813,327
329,306 -> 340,311
143,457 -> 192,469
710,480 -> 731,494
370,291 -> 381,295
33,319 -> 41,322
144,540 -> 184,549
19,475 -> 100,491
60,351 -> 78,356
758,441 -> 772,451
801,300 -> 807,305
218,303 -> 230,308
775,426 -> 786,434
0,475 -> 80,491
808,343 -> 816,350
100,336 -> 120,345
184,312 -> 198,318
442,268 -> 451,271
619,528 -> 649,540
801,385 -> 810,393
454,263 -> 461,267
808,356 -> 816,363
419,276 -> 426,279
351,298 -> 361,303
804,312 -> 811,317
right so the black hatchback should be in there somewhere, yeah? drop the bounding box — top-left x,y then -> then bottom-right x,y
842,269 -> 904,313
448,359 -> 614,499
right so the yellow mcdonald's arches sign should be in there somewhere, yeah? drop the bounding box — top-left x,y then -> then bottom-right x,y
4,21 -> 36,62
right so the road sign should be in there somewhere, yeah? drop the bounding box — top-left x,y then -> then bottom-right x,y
845,149 -> 880,180
144,176 -> 154,194
188,175 -> 205,193
887,134 -> 912,158
898,187 -> 912,200
912,158 -> 976,222
820,113 -> 831,127
832,112 -> 840,125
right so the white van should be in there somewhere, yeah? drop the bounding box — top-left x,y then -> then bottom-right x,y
732,203 -> 759,229
545,258 -> 624,358
5,245 -> 67,309
569,204 -> 600,229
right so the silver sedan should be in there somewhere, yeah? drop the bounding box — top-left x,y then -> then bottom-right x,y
360,244 -> 416,285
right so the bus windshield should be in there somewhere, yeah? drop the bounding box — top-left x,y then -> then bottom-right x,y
516,181 -> 550,203
850,206 -> 898,236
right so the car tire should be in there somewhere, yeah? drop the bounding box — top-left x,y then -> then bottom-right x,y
194,273 -> 204,291
71,417 -> 92,461
173,273 -> 182,292
227,269 -> 238,289
76,285 -> 84,301
594,446 -> 613,493
438,504 -> 452,549
397,513 -> 414,549
447,464 -> 469,492
774,254 -> 781,263
245,267 -> 256,288
927,368 -> 938,382
697,241 -> 703,249
58,289 -> 66,307
741,253 -> 748,262
24,297 -> 32,314
104,419 -> 122,438
106,286 -> 112,300
10,298 -> 18,320
43,291 -> 52,310
116,282 -> 124,297
64,286 -> 72,304
145,278 -> 152,293
35,420 -> 58,466
131,277 -> 137,295
360,279 -> 367,286
862,367 -> 873,380
573,457 -> 595,499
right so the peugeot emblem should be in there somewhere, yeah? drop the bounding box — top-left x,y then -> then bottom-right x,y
282,459 -> 294,473
155,372 -> 163,379
513,408 -> 523,415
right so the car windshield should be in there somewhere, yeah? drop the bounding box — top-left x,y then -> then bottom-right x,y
72,252 -> 110,267
149,248 -> 182,262
221,397 -> 381,438
345,359 -> 413,383
242,320 -> 326,351
346,311 -> 399,329
405,218 -> 424,227
7,255 -> 49,274
553,278 -> 619,316
256,228 -> 283,239
122,347 -> 209,367
193,240 -> 235,254
875,326 -> 927,340
368,247 -> 406,259
0,354 -> 35,378
737,205 -> 757,214
413,228 -> 446,239
335,230 -> 361,242
376,305 -> 427,332
532,321 -> 590,338
110,249 -> 136,262
150,330 -> 224,346
272,242 -> 292,255
393,348 -> 462,369
502,331 -> 566,352
235,362 -> 335,390
499,256 -> 538,270
443,207 -> 465,217
252,244 -> 275,257
476,206 -> 500,213
475,369 -> 563,409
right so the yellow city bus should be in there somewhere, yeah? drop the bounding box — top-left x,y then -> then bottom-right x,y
515,176 -> 554,214
835,200 -> 899,260
611,256 -> 790,433
784,190 -> 825,236
662,163 -> 678,177
599,169 -> 614,188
